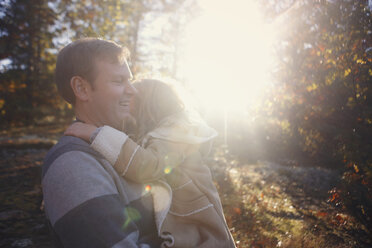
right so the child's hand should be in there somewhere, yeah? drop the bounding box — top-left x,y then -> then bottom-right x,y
64,122 -> 98,143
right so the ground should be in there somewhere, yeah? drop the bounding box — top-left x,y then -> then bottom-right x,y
208,147 -> 371,247
0,125 -> 371,248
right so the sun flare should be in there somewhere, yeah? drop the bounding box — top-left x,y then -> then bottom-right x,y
179,0 -> 276,114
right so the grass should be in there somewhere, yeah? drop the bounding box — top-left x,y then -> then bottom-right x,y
0,125 -> 371,247
208,146 -> 371,248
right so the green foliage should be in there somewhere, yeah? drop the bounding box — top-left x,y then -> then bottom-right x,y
0,0 -> 69,126
0,0 -> 197,127
256,0 -> 372,231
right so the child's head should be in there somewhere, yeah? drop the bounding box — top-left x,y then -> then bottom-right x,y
132,79 -> 185,140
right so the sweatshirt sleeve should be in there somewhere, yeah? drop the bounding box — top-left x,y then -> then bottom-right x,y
42,150 -> 153,248
91,125 -> 191,183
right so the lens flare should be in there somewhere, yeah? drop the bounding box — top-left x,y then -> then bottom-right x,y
164,166 -> 172,174
145,184 -> 152,192
122,207 -> 141,229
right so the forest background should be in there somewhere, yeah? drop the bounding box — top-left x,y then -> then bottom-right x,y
0,0 -> 371,247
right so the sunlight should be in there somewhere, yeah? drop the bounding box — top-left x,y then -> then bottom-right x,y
179,0 -> 276,113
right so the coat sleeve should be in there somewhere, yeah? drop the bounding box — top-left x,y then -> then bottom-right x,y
42,150 -> 153,248
90,125 -> 193,183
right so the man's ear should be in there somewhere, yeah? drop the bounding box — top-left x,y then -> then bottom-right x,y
70,76 -> 91,101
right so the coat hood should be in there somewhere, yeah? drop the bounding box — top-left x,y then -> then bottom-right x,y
146,111 -> 217,144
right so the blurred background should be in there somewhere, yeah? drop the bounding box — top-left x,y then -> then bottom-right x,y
0,0 -> 371,247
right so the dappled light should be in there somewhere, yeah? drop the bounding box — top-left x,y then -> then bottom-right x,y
1,0 -> 371,247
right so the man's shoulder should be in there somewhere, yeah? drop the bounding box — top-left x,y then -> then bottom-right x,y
42,136 -> 122,226
42,136 -> 103,179
46,135 -> 91,158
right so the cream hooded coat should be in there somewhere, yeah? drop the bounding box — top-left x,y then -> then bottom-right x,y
91,112 -> 236,248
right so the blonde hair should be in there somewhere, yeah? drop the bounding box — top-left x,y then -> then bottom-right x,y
133,79 -> 185,141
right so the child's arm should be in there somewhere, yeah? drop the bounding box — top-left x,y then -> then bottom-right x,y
91,125 -> 191,183
65,123 -> 191,183
64,122 -> 97,142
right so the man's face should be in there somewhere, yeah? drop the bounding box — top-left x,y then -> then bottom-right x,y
87,59 -> 136,130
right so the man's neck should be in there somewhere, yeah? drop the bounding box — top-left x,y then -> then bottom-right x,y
74,105 -> 98,126
75,117 -> 85,123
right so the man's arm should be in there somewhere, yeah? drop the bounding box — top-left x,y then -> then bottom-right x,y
42,150 -> 152,248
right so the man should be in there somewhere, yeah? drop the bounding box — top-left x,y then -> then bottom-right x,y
42,38 -> 162,247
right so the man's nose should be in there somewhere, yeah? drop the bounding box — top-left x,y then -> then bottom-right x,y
125,83 -> 138,95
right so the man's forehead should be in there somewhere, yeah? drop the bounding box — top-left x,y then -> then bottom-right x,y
95,59 -> 132,78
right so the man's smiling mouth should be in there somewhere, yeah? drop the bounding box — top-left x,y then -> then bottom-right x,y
119,102 -> 130,107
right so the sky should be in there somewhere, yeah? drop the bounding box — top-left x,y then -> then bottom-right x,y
177,0 -> 276,113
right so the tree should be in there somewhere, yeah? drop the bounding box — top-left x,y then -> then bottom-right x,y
58,0 -> 198,76
0,0 -> 62,125
259,0 -> 372,229
0,0 -> 198,126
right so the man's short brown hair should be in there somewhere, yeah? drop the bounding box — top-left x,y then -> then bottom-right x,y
55,38 -> 130,104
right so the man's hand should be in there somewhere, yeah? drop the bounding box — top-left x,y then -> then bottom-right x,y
64,122 -> 97,143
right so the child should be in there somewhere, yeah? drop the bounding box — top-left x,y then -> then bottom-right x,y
65,79 -> 235,248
